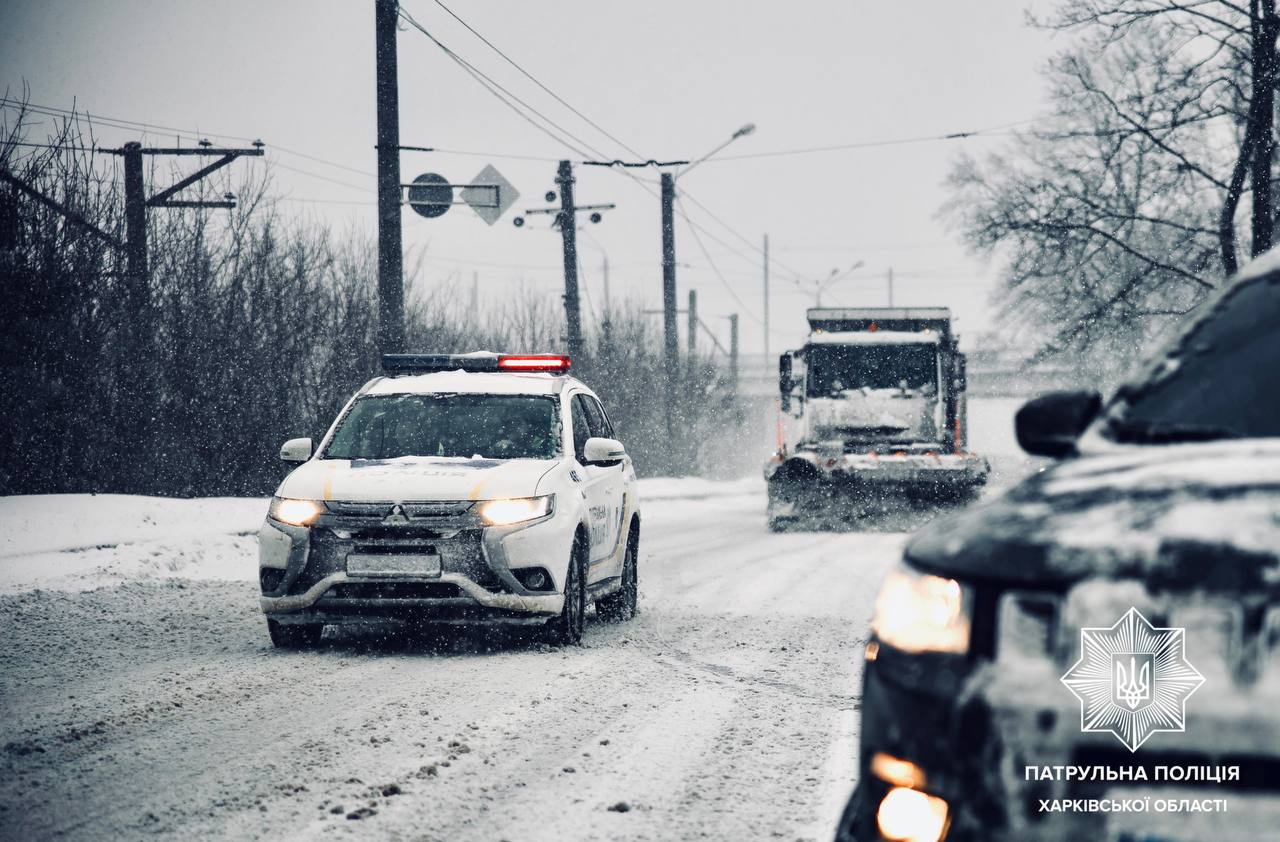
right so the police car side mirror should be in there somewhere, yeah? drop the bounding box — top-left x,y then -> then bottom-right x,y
1015,391 -> 1101,458
280,437 -> 313,463
583,437 -> 625,466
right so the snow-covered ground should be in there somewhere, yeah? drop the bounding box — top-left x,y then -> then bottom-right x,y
0,399 -> 1032,841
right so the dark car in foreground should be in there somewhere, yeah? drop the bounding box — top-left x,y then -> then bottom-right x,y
837,255 -> 1280,842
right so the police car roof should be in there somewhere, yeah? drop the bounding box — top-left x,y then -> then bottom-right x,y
364,370 -> 579,397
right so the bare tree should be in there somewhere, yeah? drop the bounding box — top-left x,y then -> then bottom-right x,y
1036,0 -> 1279,272
945,4 -> 1274,375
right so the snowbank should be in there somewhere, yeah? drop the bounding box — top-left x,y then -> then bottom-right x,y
0,480 -> 763,595
0,495 -> 268,595
637,476 -> 764,501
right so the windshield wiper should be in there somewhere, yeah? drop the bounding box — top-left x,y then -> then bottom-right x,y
1105,418 -> 1242,444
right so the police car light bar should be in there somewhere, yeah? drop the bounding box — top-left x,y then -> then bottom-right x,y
381,353 -> 571,375
498,354 -> 571,372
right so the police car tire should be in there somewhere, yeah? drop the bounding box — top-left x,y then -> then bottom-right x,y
268,619 -> 323,649
597,530 -> 638,622
545,541 -> 587,646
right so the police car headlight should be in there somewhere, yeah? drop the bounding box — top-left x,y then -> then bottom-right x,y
269,497 -> 325,527
477,496 -> 553,526
872,562 -> 971,654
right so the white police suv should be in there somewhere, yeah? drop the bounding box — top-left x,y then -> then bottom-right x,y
257,353 -> 639,648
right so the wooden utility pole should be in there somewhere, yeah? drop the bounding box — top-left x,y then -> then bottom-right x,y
556,160 -> 584,358
374,0 -> 405,354
660,172 -> 678,452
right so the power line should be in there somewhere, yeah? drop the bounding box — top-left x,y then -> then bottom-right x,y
674,193 -> 763,326
0,98 -> 375,177
675,187 -> 804,280
423,0 -> 649,161
710,118 -> 1038,162
396,8 -> 607,161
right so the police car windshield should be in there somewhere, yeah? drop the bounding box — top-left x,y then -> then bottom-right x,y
807,344 -> 938,397
1103,272 -> 1280,442
323,394 -> 560,460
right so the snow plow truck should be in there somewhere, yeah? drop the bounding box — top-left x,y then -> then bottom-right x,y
765,307 -> 989,530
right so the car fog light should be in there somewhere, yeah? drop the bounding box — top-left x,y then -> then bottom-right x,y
876,787 -> 949,842
870,752 -> 926,789
525,570 -> 548,589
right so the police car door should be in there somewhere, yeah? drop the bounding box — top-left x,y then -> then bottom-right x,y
581,393 -> 625,574
569,393 -> 618,574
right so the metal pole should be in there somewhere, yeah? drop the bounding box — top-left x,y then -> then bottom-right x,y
471,271 -> 479,312
375,0 -> 405,354
557,160 -> 583,358
729,314 -> 739,390
660,172 -> 678,450
887,266 -> 894,307
762,233 -> 769,363
601,253 -> 612,345
602,253 -> 611,313
687,288 -> 698,359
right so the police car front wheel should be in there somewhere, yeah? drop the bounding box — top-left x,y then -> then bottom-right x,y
544,540 -> 587,646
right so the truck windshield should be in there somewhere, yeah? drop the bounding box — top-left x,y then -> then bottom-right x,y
807,344 -> 938,397
1103,272 -> 1280,442
323,394 -> 561,460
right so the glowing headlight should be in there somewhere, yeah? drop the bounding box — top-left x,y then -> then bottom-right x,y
477,495 -> 553,526
876,786 -> 949,842
269,497 -> 325,527
871,562 -> 971,654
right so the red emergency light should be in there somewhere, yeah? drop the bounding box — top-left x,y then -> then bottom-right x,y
382,353 -> 572,375
498,354 -> 572,372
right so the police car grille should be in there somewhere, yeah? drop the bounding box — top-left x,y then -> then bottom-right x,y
324,501 -> 475,520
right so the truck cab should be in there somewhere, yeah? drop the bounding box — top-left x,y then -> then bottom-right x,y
767,308 -> 987,530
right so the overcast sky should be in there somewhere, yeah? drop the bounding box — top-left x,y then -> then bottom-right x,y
2,1 -> 1061,358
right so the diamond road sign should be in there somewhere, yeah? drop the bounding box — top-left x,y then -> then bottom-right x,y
462,164 -> 519,225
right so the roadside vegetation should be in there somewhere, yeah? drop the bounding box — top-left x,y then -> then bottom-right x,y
0,105 -> 743,496
945,0 -> 1278,386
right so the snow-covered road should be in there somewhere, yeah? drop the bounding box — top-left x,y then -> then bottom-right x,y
0,400 -> 1033,841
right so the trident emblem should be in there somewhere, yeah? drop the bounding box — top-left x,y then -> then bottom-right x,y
1114,656 -> 1151,709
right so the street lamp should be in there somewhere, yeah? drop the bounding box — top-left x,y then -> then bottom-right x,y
678,123 -> 757,179
813,260 -> 866,306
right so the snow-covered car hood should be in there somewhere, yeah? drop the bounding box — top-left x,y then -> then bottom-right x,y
275,456 -> 558,503
907,438 -> 1280,589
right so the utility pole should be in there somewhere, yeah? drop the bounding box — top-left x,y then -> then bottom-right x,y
121,143 -> 148,338
600,254 -> 612,346
471,271 -> 479,313
374,0 -> 404,355
762,233 -> 769,363
728,313 -> 739,391
602,253 -> 611,313
687,288 -> 698,358
887,267 -> 894,307
556,160 -> 584,358
660,171 -> 678,452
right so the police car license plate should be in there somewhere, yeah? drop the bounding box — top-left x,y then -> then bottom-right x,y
346,553 -> 442,577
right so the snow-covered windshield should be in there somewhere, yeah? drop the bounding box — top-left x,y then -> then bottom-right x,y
323,394 -> 560,460
1104,273 -> 1280,443
806,344 -> 938,397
